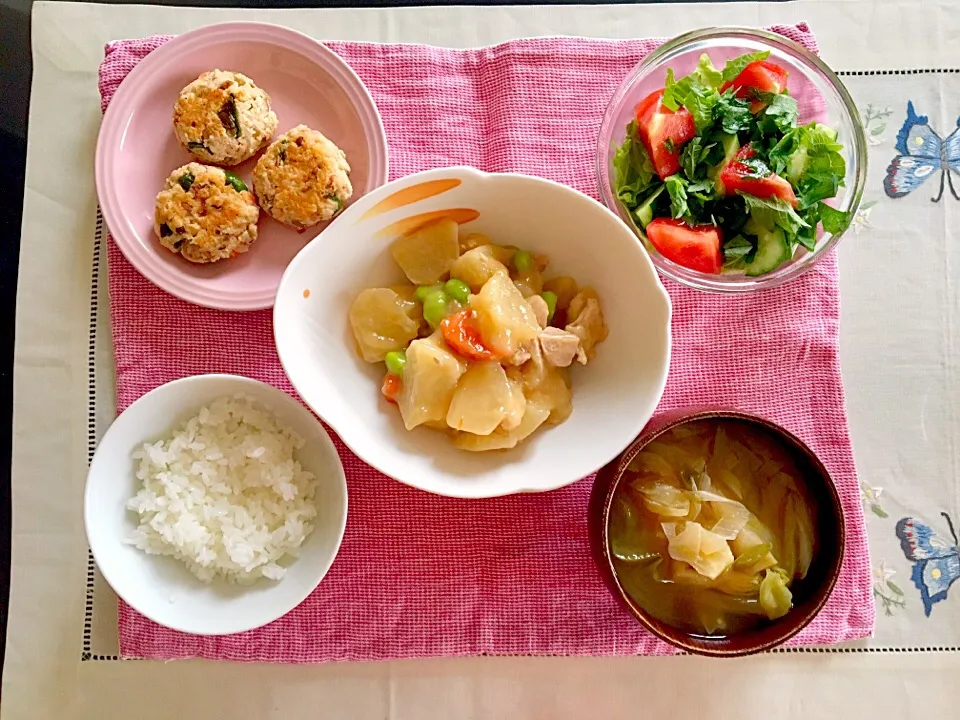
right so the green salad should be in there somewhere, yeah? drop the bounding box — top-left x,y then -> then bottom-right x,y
613,51 -> 851,276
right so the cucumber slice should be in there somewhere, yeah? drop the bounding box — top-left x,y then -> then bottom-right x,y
744,227 -> 791,276
709,133 -> 741,193
814,123 -> 839,141
633,185 -> 666,228
787,124 -> 838,184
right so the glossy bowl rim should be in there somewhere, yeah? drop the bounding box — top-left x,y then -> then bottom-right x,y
273,165 -> 674,499
596,26 -> 868,294
594,408 -> 846,657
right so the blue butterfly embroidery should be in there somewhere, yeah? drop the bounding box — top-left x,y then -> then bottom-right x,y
884,101 -> 960,202
895,512 -> 959,616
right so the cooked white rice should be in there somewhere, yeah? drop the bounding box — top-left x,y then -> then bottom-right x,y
125,394 -> 318,584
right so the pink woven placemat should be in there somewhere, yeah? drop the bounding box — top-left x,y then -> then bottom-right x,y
100,24 -> 875,662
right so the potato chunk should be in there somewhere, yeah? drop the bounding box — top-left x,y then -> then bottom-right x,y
458,231 -> 493,253
396,334 -> 465,430
446,362 -> 517,435
468,272 -> 540,357
449,245 -> 511,291
349,288 -> 420,363
389,284 -> 427,334
453,398 -> 551,452
528,366 -> 572,425
390,218 -> 460,284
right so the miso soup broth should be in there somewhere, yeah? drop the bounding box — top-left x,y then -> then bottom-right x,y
608,419 -> 818,637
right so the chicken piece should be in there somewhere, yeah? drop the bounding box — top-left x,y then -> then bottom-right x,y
506,344 -> 532,366
526,294 -> 550,328
565,296 -> 608,362
538,327 -> 581,368
508,339 -> 546,390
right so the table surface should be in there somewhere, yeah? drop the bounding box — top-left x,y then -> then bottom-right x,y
0,0 -> 775,679
5,1 -> 960,718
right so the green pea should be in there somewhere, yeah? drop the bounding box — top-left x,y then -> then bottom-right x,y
224,171 -> 247,192
513,250 -> 534,272
177,172 -> 195,191
541,291 -> 558,324
443,278 -> 471,304
414,284 -> 444,303
422,291 -> 451,327
384,350 -> 407,376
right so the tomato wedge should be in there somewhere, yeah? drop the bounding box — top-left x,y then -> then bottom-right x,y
381,373 -> 402,403
634,89 -> 696,180
646,218 -> 723,274
439,309 -> 500,361
718,144 -> 798,208
720,60 -> 789,112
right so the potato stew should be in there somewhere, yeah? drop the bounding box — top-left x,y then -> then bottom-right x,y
348,218 -> 608,451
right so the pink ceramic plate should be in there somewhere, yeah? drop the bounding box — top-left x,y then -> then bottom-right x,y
96,22 -> 388,311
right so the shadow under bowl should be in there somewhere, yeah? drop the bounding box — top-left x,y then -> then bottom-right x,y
588,407 -> 845,657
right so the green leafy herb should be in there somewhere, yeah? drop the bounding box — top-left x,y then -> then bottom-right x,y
177,172 -> 195,191
664,137 -> 675,154
159,223 -> 173,238
679,137 -> 717,180
664,175 -> 689,220
715,91 -> 754,134
692,53 -> 723,87
739,192 -> 809,237
758,93 -> 799,136
663,54 -> 723,105
720,50 -> 771,81
186,141 -> 210,154
661,55 -> 727,132
685,180 -> 715,196
773,123 -> 846,205
613,120 -> 658,207
663,70 -> 722,133
223,171 -> 247,192
722,234 -> 756,269
819,203 -> 851,234
738,156 -> 772,179
277,140 -> 289,164
795,205 -> 820,251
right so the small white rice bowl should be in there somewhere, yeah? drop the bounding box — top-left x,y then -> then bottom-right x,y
125,394 -> 318,584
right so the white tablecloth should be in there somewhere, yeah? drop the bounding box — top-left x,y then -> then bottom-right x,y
5,1 -> 959,718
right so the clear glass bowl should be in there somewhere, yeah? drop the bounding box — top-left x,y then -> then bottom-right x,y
596,27 -> 867,293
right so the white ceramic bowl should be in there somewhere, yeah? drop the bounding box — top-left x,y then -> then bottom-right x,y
84,374 -> 348,635
274,167 -> 672,499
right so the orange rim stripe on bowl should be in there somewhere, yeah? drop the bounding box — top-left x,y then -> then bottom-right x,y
358,178 -> 462,222
374,208 -> 480,238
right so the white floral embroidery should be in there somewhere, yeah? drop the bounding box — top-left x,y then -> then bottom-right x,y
852,201 -> 876,236
862,104 -> 894,146
860,477 -> 887,517
872,559 -> 907,616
